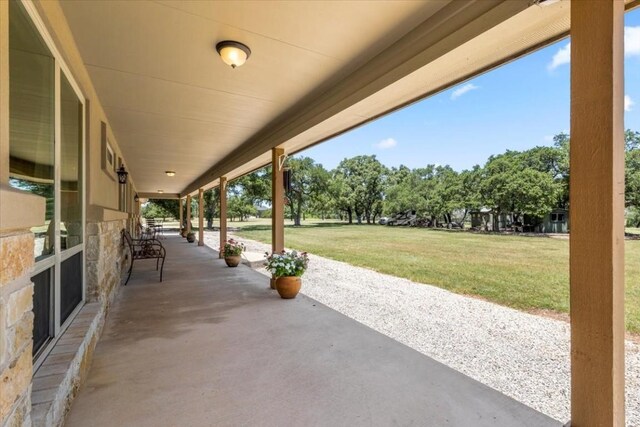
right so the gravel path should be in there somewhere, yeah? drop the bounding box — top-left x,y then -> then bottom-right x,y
205,231 -> 640,425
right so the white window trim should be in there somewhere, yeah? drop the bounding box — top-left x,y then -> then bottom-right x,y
18,0 -> 87,370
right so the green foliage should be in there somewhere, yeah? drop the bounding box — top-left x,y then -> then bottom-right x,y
333,155 -> 387,224
205,128 -> 640,230
222,239 -> 245,257
625,130 -> 640,212
142,200 -> 178,220
203,189 -> 217,227
230,167 -> 271,205
384,165 -> 420,216
227,195 -> 257,221
480,151 -> 560,221
285,157 -> 330,226
265,250 -> 309,277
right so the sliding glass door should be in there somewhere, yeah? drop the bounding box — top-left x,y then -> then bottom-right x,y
8,0 -> 86,363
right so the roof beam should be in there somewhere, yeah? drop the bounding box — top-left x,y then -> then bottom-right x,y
138,192 -> 180,200
181,0 -> 530,196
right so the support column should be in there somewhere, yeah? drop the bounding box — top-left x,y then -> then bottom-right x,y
570,1 -> 625,426
186,194 -> 192,235
271,147 -> 285,254
219,177 -> 227,258
178,198 -> 183,233
198,188 -> 204,246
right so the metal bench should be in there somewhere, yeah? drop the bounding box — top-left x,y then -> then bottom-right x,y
121,229 -> 166,286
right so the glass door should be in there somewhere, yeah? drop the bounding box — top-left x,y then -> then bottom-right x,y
8,0 -> 86,363
59,73 -> 84,325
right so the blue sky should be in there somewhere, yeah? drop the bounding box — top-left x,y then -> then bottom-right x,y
302,9 -> 640,172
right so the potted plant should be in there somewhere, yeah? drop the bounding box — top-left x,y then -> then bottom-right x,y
223,239 -> 245,267
264,250 -> 309,299
186,231 -> 195,243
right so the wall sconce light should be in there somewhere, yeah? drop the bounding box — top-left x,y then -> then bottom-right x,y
117,165 -> 128,184
134,193 -> 140,203
216,40 -> 251,68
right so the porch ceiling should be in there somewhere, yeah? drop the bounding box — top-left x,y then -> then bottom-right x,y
59,0 -> 577,196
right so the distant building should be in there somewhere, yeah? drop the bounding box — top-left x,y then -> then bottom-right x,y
472,208 -> 569,233
536,208 -> 569,233
470,208 -> 510,231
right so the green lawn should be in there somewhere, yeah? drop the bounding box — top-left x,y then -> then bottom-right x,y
235,220 -> 640,334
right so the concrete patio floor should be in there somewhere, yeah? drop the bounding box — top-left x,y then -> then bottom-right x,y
64,234 -> 560,427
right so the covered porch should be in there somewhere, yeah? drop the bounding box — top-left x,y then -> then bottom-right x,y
64,235 -> 558,427
0,0 -> 636,426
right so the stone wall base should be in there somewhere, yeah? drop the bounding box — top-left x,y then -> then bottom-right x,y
30,303 -> 105,427
1,231 -> 34,427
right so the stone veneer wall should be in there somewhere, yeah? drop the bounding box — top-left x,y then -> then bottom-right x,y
29,217 -> 129,427
0,230 -> 35,427
85,219 -> 128,305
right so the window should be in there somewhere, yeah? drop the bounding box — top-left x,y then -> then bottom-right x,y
9,0 -> 55,261
9,0 -> 86,363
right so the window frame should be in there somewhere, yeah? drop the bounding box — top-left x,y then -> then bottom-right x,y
14,0 -> 87,371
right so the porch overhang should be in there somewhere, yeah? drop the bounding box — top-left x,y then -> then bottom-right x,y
53,0 -> 607,197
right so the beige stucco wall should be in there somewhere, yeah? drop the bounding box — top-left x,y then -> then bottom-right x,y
0,2 -> 140,426
29,0 -> 137,215
0,0 -> 139,219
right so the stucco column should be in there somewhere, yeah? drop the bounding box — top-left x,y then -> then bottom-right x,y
198,188 -> 204,246
271,147 -> 284,254
570,1 -> 625,425
186,194 -> 192,235
219,177 -> 227,258
178,198 -> 183,233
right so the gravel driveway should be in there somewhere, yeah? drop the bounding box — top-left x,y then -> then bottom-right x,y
205,231 -> 639,425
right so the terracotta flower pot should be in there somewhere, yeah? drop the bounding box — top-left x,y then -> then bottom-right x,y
225,255 -> 241,267
275,276 -> 302,299
270,277 -> 277,290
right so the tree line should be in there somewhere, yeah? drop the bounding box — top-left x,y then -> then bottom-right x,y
143,130 -> 640,228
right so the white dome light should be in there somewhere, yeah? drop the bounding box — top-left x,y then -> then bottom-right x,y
216,41 -> 251,69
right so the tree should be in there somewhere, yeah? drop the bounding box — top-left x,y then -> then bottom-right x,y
203,189 -> 218,228
144,199 -> 180,220
427,166 -> 463,226
227,195 -> 256,221
328,172 -> 355,223
284,157 -> 329,226
625,130 -> 640,221
383,165 -> 421,216
333,155 -> 386,224
231,167 -> 271,206
458,166 -> 483,223
481,152 -> 559,223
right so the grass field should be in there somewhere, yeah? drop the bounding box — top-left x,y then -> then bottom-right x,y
231,220 -> 640,334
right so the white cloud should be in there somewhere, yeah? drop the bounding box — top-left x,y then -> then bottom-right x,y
626,26 -> 640,57
548,42 -> 570,71
548,27 -> 639,71
625,95 -> 635,112
450,83 -> 479,100
374,138 -> 397,150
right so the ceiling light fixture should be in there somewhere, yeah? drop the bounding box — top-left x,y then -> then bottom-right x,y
157,190 -> 164,194
216,40 -> 251,68
165,171 -> 176,177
